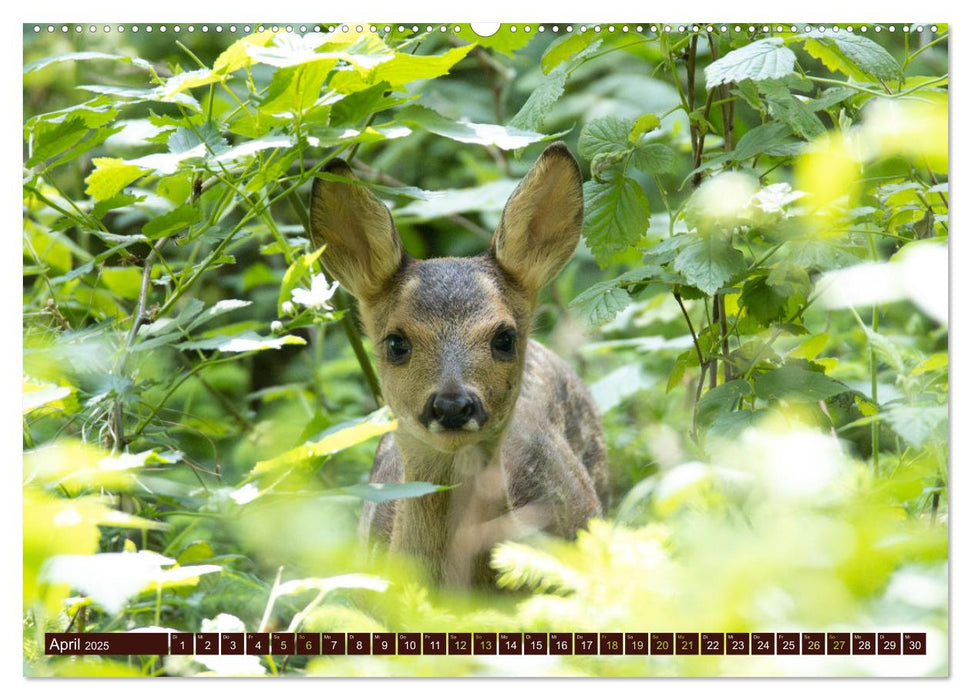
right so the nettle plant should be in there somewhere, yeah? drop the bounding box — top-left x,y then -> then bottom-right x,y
563,29 -> 948,479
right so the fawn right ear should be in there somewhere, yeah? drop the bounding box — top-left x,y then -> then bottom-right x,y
309,159 -> 405,300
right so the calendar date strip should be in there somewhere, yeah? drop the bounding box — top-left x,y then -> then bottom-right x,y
46,631 -> 926,656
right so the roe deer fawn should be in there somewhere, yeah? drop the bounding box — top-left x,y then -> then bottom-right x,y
309,142 -> 607,587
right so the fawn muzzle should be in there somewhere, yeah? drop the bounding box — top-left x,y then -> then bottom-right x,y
420,389 -> 488,432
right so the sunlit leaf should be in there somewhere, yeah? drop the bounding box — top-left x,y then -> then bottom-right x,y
706,38 -> 797,87
397,105 -> 548,150
252,407 -> 396,475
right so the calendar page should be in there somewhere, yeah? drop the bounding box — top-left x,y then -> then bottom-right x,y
22,19 -> 949,679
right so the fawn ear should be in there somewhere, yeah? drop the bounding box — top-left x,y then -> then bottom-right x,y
309,159 -> 405,300
490,142 -> 584,296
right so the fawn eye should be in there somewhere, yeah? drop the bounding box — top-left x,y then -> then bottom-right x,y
385,333 -> 412,363
491,327 -> 517,359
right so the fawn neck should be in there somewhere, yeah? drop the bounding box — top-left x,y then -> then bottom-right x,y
391,431 -> 512,586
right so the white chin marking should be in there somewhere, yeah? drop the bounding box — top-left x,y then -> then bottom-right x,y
428,419 -> 480,433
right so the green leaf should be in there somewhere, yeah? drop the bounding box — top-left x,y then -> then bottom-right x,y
84,158 -> 145,201
582,176 -> 650,266
804,38 -> 871,82
569,280 -> 633,326
774,94 -> 826,140
212,29 -> 281,75
541,33 -> 602,73
454,25 -> 535,56
754,366 -> 847,402
330,81 -> 407,126
78,84 -> 201,111
397,105 -> 548,150
27,117 -> 89,168
24,51 -> 153,74
589,364 -> 655,413
697,379 -> 752,429
509,64 -> 568,132
740,275 -> 789,325
802,34 -> 901,82
330,44 -> 474,93
673,234 -> 745,295
578,116 -> 633,160
259,61 -> 335,115
882,404 -> 947,448
168,123 -> 229,158
339,482 -> 448,503
279,247 -> 326,317
183,300 -> 253,332
142,204 -> 202,240
177,332 -> 306,353
705,38 -> 797,88
630,113 -> 661,142
248,33 -> 393,70
732,122 -> 793,162
630,143 -> 677,174
831,35 -> 901,81
252,407 -> 396,475
395,179 -> 518,221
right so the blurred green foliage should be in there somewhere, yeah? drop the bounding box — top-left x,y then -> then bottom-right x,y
23,23 -> 947,677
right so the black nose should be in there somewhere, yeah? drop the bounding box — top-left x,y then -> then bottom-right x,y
420,390 -> 487,430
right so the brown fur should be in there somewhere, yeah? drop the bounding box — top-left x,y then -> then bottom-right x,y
310,143 -> 607,587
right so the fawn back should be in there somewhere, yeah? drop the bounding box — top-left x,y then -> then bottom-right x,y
309,143 -> 607,586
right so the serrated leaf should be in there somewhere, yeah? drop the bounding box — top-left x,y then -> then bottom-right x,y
804,38 -> 871,82
754,366 -> 847,402
578,116 -> 633,160
397,105 -> 548,150
142,204 -> 202,240
740,275 -> 789,325
882,404 -> 947,448
509,64 -> 567,132
832,35 -> 901,81
84,158 -> 145,201
582,176 -> 650,266
706,38 -> 797,88
569,281 -> 632,326
673,234 -> 746,295
630,143 -> 677,174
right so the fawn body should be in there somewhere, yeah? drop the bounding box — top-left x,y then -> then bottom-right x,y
310,143 -> 607,586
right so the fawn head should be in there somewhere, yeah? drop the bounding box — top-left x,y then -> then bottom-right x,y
309,143 -> 583,454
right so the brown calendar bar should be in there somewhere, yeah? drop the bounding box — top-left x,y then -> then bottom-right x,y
45,633 -> 168,656
43,631 -> 929,656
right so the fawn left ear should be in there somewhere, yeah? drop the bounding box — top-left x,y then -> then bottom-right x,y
490,142 -> 584,296
309,159 -> 405,300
